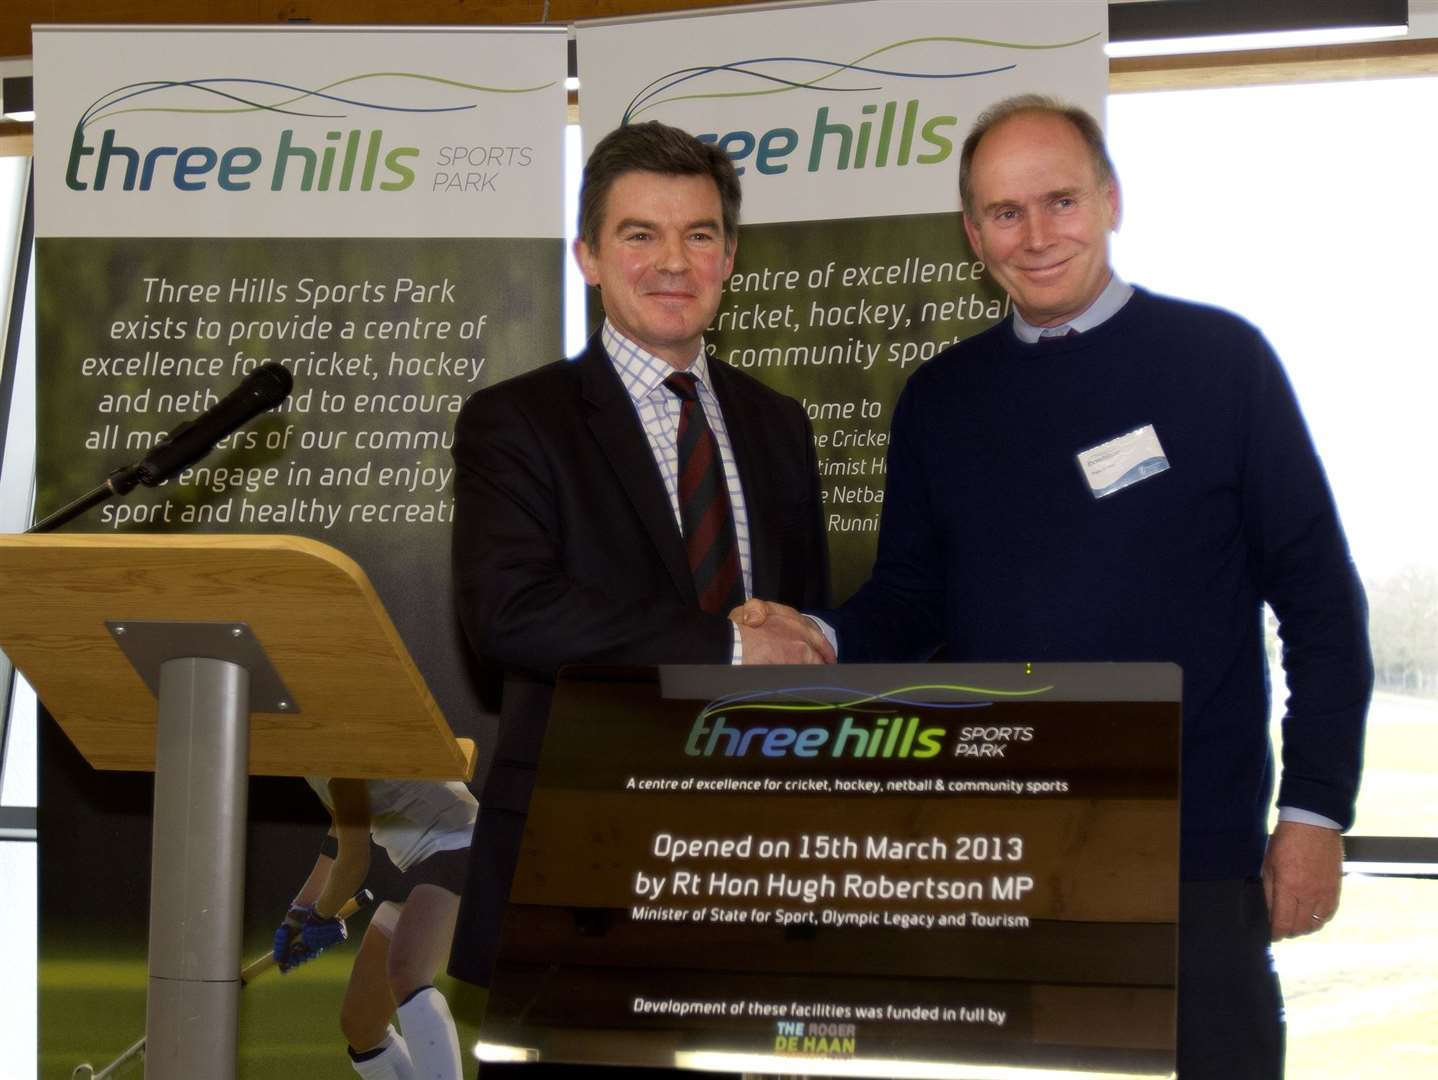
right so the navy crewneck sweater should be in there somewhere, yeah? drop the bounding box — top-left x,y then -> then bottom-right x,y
827,287 -> 1371,880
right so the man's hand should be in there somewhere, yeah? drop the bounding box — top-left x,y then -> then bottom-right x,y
731,598 -> 836,664
1261,820 -> 1343,940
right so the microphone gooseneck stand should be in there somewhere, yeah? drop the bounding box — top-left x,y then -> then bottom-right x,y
30,360 -> 293,536
27,461 -> 144,534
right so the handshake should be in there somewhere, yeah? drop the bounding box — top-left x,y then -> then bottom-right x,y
729,598 -> 836,665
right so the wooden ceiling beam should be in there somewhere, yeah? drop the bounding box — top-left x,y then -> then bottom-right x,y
4,0 -> 763,59
1111,37 -> 1438,92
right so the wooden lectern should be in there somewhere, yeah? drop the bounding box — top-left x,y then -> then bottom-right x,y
0,533 -> 477,1080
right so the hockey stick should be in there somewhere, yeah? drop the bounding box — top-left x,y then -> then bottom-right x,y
72,888 -> 375,1080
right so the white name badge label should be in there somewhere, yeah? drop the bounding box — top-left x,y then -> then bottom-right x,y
1076,424 -> 1170,499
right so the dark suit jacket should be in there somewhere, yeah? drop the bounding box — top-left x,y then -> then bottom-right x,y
449,333 -> 829,984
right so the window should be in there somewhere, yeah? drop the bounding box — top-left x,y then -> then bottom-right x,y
1111,76 -> 1438,1078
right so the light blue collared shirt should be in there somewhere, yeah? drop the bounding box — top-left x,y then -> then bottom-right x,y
1010,272 -> 1135,342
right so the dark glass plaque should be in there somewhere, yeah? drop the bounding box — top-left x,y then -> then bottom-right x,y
480,663 -> 1180,1077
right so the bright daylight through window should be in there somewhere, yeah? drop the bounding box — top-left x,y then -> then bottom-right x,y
1112,75 -> 1438,1079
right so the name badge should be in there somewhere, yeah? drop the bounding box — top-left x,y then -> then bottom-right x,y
1076,424 -> 1170,499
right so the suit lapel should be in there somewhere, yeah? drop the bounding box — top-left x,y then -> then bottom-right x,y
710,360 -> 778,599
578,336 -> 697,604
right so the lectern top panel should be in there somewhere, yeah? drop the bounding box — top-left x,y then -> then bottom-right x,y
0,533 -> 474,779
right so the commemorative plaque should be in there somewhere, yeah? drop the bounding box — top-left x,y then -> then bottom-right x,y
480,663 -> 1180,1077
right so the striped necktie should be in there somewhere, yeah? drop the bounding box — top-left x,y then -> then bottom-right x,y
663,372 -> 744,614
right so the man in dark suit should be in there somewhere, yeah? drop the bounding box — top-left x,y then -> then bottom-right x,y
447,122 -> 833,1050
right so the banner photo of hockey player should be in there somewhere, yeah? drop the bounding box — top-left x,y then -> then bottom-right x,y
32,26 -> 566,1079
576,0 -> 1106,599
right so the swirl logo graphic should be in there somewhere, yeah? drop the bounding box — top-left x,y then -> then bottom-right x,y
79,71 -> 555,131
696,680 -> 1053,725
622,33 -> 1101,124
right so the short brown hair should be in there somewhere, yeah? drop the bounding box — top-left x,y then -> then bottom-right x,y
959,94 -> 1116,216
578,121 -> 742,251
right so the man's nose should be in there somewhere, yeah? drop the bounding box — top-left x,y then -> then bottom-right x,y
1022,211 -> 1050,249
656,232 -> 689,272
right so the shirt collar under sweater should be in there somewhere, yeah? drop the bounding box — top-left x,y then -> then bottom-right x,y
1011,272 -> 1135,342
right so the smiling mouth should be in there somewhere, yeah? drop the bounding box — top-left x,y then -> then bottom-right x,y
1020,258 -> 1071,279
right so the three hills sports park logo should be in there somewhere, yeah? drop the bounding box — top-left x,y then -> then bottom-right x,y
683,679 -> 1053,761
618,31 -> 1099,177
62,70 -> 554,194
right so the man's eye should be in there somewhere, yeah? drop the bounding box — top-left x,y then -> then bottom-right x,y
1054,197 -> 1076,210
995,209 -> 1020,224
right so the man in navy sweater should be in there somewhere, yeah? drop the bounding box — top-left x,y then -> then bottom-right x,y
740,95 -> 1371,1077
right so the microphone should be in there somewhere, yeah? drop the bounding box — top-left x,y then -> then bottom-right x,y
135,362 -> 294,486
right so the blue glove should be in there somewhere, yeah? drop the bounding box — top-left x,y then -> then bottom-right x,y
271,908 -> 300,967
273,904 -> 347,972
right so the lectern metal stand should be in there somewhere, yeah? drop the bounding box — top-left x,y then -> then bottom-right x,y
146,656 -> 250,1077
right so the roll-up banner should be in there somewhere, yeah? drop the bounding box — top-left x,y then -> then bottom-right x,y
32,26 -> 565,1077
577,0 -> 1106,598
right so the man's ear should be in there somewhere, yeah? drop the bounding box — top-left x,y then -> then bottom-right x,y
962,212 -> 984,258
574,237 -> 600,287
